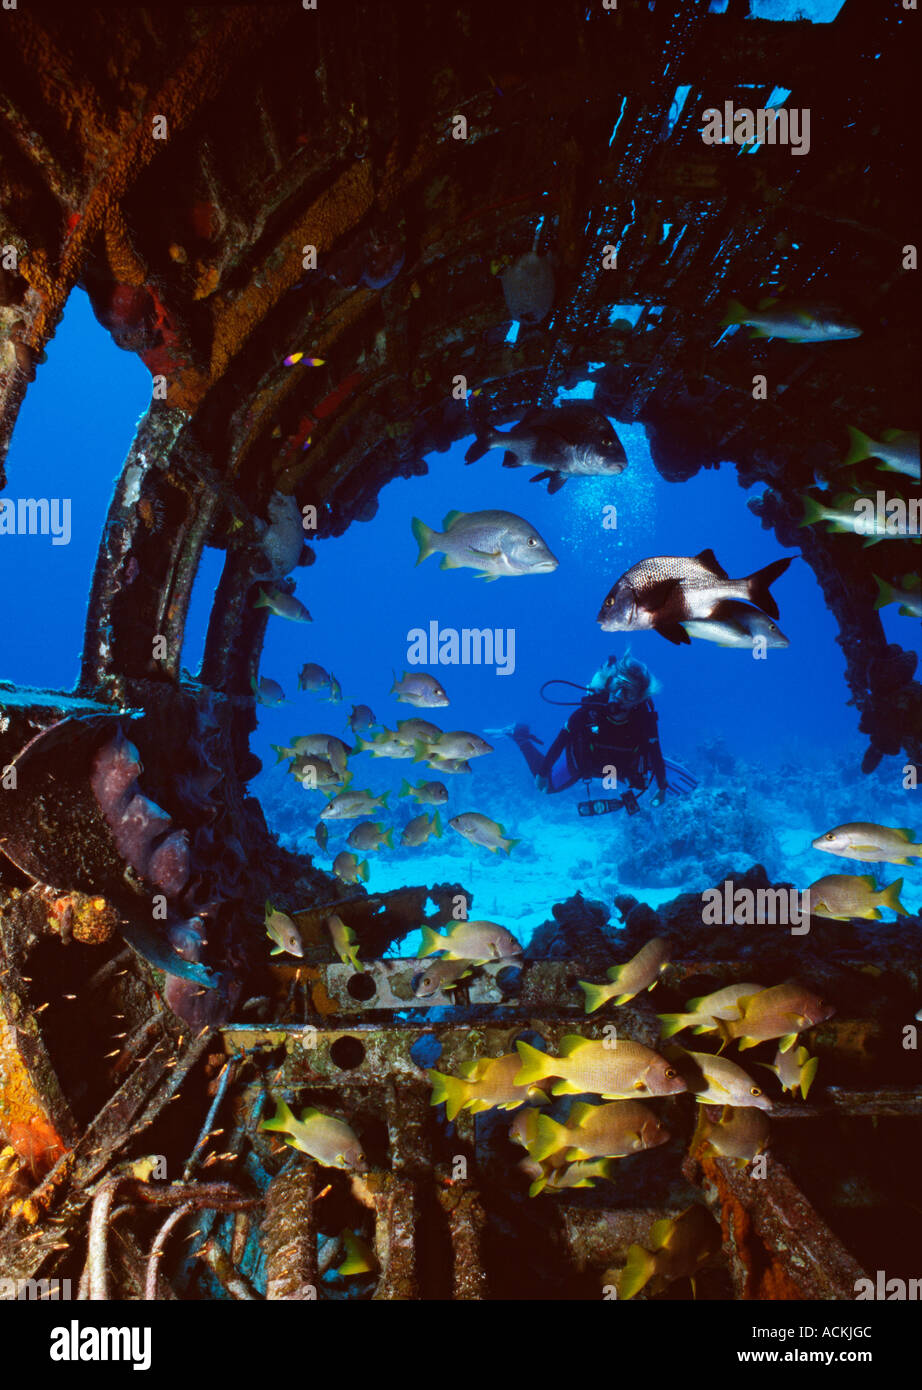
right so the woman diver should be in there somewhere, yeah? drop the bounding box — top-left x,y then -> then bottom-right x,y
508,652 -> 695,813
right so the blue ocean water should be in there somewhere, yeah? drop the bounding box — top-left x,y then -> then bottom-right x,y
247,389 -> 922,940
2,296 -> 919,942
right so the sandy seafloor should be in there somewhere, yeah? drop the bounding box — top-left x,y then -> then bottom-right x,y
256,734 -> 922,957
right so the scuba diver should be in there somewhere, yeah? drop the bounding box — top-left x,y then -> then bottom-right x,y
507,652 -> 695,815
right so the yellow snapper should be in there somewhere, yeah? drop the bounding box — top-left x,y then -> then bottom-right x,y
812,822 -> 922,866
321,788 -> 389,820
354,732 -> 416,760
616,1204 -> 722,1300
873,574 -> 922,619
678,1050 -> 773,1111
426,756 -> 472,775
658,981 -> 765,1039
327,914 -> 362,972
527,1099 -> 670,1163
261,1100 -> 367,1169
428,1053 -> 548,1121
291,755 -> 341,788
760,1043 -> 818,1099
265,902 -> 304,958
428,731 -> 493,760
515,1035 -> 686,1100
336,1229 -> 377,1277
401,811 -> 442,847
693,1104 -> 770,1165
394,718 -> 443,745
332,850 -> 369,885
529,1157 -> 614,1198
448,812 -> 519,854
578,937 -> 670,1013
399,777 -> 449,805
419,919 -> 522,962
808,873 -> 907,920
715,980 -> 834,1052
721,297 -> 861,343
842,425 -> 920,480
412,957 -> 474,998
346,820 -> 393,851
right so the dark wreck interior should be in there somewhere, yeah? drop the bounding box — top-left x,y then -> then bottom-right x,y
0,0 -> 919,1303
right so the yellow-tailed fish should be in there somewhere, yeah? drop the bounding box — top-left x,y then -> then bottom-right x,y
658,981 -> 764,1039
394,718 -> 443,745
530,1157 -> 614,1198
413,957 -> 473,998
692,1104 -> 770,1166
332,850 -> 369,885
873,574 -> 922,618
401,811 -> 442,847
419,919 -> 522,962
808,873 -> 907,920
335,1229 -> 377,1277
716,980 -> 834,1052
760,1043 -> 818,1099
260,1100 -> 367,1169
427,1053 -> 548,1121
265,902 -> 304,958
448,812 -> 518,855
515,1035 -> 686,1101
346,820 -> 393,852
812,822 -> 922,866
578,937 -> 670,1013
527,1100 -> 669,1163
678,1049 -> 773,1110
618,1204 -> 722,1300
327,914 -> 362,972
842,425 -> 919,480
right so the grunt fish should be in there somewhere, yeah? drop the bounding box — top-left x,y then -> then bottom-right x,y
419,919 -> 522,963
515,1035 -> 686,1101
411,509 -> 558,580
265,902 -> 304,958
578,937 -> 670,1013
391,671 -> 450,707
448,812 -> 519,854
812,822 -> 922,866
808,873 -> 907,920
616,1204 -> 722,1300
428,1053 -> 548,1121
465,402 -> 627,495
261,1099 -> 367,1169
327,914 -> 362,972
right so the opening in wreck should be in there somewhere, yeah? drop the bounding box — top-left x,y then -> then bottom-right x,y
235,398 -> 921,928
0,0 -> 918,1317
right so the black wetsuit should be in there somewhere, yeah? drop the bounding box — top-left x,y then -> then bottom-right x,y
513,698 -> 668,795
